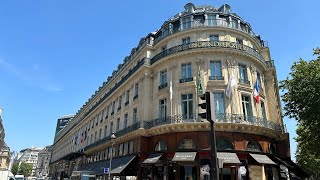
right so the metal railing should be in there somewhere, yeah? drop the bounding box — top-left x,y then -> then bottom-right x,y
153,19 -> 264,47
144,114 -> 284,134
150,41 -> 266,66
60,113 -> 285,162
209,76 -> 224,80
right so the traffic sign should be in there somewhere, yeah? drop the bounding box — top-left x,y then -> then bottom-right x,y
104,167 -> 109,173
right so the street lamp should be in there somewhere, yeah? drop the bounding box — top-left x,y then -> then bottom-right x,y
108,132 -> 116,180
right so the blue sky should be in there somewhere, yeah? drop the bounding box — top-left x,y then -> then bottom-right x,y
0,0 -> 319,159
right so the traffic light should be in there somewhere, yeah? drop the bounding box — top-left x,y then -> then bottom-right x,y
198,91 -> 215,122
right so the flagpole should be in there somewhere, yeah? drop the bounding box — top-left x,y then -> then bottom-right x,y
170,70 -> 173,117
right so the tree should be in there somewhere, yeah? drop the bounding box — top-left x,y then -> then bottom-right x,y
19,162 -> 33,176
280,48 -> 320,179
11,163 -> 19,175
10,162 -> 33,176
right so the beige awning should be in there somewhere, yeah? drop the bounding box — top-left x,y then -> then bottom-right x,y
172,152 -> 197,162
142,153 -> 163,164
217,152 -> 241,168
250,154 -> 276,165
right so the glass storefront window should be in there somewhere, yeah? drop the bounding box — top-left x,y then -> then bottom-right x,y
180,166 -> 197,180
155,140 -> 167,151
246,141 -> 262,152
178,139 -> 196,149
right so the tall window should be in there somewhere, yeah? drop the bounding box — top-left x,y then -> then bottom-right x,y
134,83 -> 139,99
124,114 -> 128,128
132,108 -> 138,124
210,61 -> 222,80
181,17 -> 191,29
111,101 -> 115,114
241,95 -> 252,121
181,63 -> 192,79
109,122 -> 113,135
257,72 -> 262,89
209,35 -> 219,42
116,118 -> 120,131
118,96 -> 122,110
105,106 -> 109,118
160,70 -> 167,88
98,129 -> 102,140
261,101 -> 267,120
207,15 -> 216,26
238,64 -> 249,84
182,94 -> 193,119
125,90 -> 130,105
104,125 -> 108,138
159,99 -> 167,119
213,93 -> 225,114
182,37 -> 191,44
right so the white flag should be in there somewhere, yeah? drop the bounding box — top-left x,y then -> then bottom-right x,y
170,70 -> 173,100
226,72 -> 236,98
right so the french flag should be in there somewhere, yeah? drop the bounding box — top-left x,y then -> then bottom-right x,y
253,80 -> 260,103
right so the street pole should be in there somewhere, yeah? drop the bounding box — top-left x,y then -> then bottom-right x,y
210,121 -> 219,180
109,133 -> 116,180
108,144 -> 112,180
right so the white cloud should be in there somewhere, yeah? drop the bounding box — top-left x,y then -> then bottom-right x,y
0,59 -> 63,92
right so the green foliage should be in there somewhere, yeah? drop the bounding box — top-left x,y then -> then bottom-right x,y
10,162 -> 33,176
11,163 -> 19,175
280,48 -> 320,178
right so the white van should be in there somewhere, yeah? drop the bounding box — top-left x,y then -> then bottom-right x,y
15,174 -> 25,180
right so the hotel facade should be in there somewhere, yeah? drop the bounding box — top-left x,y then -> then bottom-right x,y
50,3 -> 306,180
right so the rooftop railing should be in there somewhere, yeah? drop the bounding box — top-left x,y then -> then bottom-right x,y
153,19 -> 264,46
150,41 -> 267,66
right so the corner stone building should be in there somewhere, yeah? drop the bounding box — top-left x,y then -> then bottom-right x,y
50,3 -> 307,180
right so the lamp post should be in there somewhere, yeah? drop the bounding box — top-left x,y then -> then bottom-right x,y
108,132 -> 116,180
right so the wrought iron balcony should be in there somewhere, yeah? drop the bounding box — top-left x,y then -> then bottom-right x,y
143,113 -> 284,134
75,113 -> 286,158
150,41 -> 266,67
179,77 -> 194,83
239,78 -> 251,85
133,94 -> 138,100
153,19 -> 263,47
209,76 -> 224,80
158,83 -> 168,90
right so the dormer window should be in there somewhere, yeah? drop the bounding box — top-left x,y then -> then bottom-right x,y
184,3 -> 195,13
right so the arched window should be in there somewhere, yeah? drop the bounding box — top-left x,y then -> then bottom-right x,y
155,140 -> 167,151
178,139 -> 196,150
217,138 -> 234,151
246,141 -> 262,152
269,144 -> 276,154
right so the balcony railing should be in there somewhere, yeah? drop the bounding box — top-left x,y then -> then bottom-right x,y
179,77 -> 194,83
74,113 -> 285,160
209,76 -> 224,80
239,78 -> 251,85
158,83 -> 168,90
154,19 -> 264,47
150,41 -> 266,67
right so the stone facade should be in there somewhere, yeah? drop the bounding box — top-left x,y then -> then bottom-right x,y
50,3 -> 304,180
